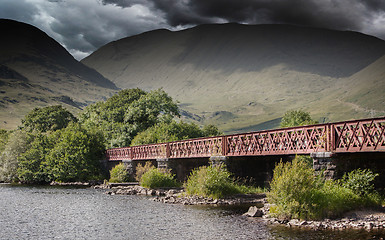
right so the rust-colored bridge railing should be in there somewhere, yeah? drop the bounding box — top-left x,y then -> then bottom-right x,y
105,117 -> 385,161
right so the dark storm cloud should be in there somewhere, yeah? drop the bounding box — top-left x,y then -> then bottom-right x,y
146,0 -> 384,31
103,0 -> 385,39
1,0 -> 384,60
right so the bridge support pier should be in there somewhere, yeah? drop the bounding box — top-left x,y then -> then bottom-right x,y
209,156 -> 228,168
122,160 -> 137,179
311,152 -> 336,180
156,158 -> 172,172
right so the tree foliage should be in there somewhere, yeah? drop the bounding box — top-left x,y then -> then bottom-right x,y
80,88 -> 180,148
0,129 -> 10,154
21,105 -> 77,132
1,105 -> 106,183
0,130 -> 34,182
280,110 -> 318,128
44,123 -> 105,182
17,133 -> 51,183
131,121 -> 222,146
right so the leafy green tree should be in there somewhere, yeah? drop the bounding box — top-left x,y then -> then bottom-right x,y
280,110 -> 318,128
131,121 -> 222,146
80,88 -> 180,148
17,133 -> 52,183
202,124 -> 222,137
21,105 -> 77,132
0,130 -> 34,182
44,123 -> 105,182
0,129 -> 10,154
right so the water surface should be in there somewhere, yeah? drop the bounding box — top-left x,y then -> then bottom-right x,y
0,184 -> 384,240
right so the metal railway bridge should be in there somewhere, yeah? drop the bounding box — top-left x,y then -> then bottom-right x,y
106,117 -> 385,162
104,117 -> 385,183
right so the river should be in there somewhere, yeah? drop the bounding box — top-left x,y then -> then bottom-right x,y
0,184 -> 384,240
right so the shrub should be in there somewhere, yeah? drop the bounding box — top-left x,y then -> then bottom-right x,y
184,165 -> 243,199
268,157 -> 382,220
339,168 -> 378,196
268,158 -> 324,219
135,161 -> 154,182
109,163 -> 131,183
140,168 -> 180,188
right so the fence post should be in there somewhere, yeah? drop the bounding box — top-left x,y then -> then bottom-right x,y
166,143 -> 170,158
221,136 -> 227,156
330,124 -> 335,152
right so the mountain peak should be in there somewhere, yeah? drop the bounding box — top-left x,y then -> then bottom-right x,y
82,23 -> 385,132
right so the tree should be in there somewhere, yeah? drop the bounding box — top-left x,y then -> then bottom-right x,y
17,133 -> 52,183
21,105 -> 77,132
280,110 -> 318,128
131,121 -> 222,146
202,124 -> 222,137
0,129 -> 10,154
44,123 -> 105,182
80,88 -> 180,148
0,130 -> 34,182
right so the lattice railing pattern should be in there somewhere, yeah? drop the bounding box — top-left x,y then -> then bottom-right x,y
106,117 -> 385,161
334,118 -> 385,152
131,143 -> 168,160
169,137 -> 223,158
106,147 -> 131,161
225,125 -> 329,156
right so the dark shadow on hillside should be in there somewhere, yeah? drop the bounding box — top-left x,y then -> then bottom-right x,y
172,23 -> 385,78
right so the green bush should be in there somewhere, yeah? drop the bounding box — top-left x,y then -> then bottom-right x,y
109,163 -> 131,183
135,161 -> 154,182
140,168 -> 180,188
184,165 -> 243,199
268,157 -> 382,220
268,158 -> 324,219
339,168 -> 378,196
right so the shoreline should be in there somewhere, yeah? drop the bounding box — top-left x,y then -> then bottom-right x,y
96,183 -> 385,231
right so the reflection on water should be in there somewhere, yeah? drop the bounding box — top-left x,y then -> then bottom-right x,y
0,184 -> 384,240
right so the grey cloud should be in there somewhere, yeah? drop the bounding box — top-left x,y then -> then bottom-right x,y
0,0 -> 38,24
143,0 -> 385,38
1,0 -> 384,60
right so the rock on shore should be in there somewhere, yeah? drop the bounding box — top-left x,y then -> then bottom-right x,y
94,183 -> 266,205
244,204 -> 385,231
95,183 -> 385,231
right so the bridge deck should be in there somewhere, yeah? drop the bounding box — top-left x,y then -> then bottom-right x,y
106,117 -> 385,161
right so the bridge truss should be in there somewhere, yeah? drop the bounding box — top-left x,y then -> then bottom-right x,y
106,117 -> 385,161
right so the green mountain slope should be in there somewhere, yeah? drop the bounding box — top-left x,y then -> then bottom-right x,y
0,19 -> 118,129
82,23 -> 385,132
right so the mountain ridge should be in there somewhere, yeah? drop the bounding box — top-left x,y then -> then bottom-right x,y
82,23 -> 385,132
0,19 -> 118,129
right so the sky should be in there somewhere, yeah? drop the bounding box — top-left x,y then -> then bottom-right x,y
1,0 -> 385,60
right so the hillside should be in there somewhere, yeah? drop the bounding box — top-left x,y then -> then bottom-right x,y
82,23 -> 385,132
0,19 -> 118,129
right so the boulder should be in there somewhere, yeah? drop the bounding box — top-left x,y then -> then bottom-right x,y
243,206 -> 264,217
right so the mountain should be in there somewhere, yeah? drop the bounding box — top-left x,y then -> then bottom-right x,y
0,19 -> 118,129
82,23 -> 385,132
